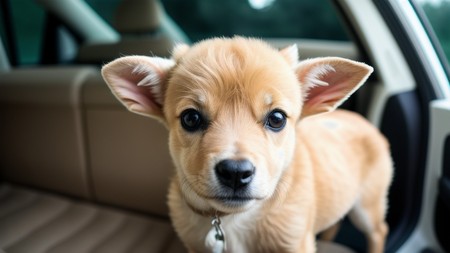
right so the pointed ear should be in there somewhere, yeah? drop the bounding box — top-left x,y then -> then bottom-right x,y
279,44 -> 299,66
296,57 -> 373,117
101,56 -> 175,121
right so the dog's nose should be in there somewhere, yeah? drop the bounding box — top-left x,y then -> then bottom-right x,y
215,159 -> 255,190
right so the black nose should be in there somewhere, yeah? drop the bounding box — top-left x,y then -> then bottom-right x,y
215,159 -> 255,190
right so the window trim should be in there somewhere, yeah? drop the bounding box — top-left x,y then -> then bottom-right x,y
389,0 -> 450,100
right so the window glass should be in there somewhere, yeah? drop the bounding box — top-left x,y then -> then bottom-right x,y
417,0 -> 450,64
1,0 -> 349,65
1,1 -> 45,65
161,0 -> 349,42
85,0 -> 121,27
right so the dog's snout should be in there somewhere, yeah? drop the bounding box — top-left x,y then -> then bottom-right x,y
215,159 -> 255,190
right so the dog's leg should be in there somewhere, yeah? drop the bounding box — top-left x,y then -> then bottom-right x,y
348,190 -> 389,253
319,222 -> 341,242
297,232 -> 316,253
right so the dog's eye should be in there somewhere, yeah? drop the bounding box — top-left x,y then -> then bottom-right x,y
265,110 -> 287,132
180,109 -> 206,132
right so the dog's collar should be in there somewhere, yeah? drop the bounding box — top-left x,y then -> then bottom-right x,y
185,201 -> 228,217
185,200 -> 228,252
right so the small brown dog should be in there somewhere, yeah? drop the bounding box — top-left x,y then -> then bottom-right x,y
102,37 -> 393,253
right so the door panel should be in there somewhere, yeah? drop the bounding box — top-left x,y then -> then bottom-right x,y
435,104 -> 450,252
396,100 -> 449,253
380,91 -> 425,252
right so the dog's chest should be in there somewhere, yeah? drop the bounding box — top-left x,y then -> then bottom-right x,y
181,212 -> 258,253
182,210 -> 305,253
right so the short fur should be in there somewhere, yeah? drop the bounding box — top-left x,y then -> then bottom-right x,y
102,37 -> 393,253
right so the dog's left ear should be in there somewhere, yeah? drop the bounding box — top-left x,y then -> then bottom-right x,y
295,57 -> 373,117
101,56 -> 175,121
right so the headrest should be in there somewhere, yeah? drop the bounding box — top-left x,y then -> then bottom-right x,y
114,0 -> 162,34
76,36 -> 173,64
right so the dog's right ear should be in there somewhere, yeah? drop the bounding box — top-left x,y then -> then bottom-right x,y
295,57 -> 373,117
101,56 -> 175,121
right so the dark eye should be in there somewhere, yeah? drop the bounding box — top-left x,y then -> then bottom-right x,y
265,110 -> 287,132
180,109 -> 206,132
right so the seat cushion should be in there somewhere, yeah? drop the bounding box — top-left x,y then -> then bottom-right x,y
0,184 -> 185,253
0,184 -> 355,253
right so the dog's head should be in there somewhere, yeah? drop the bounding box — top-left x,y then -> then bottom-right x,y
102,37 -> 372,214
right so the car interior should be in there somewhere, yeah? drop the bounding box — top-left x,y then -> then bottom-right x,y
0,0 -> 443,252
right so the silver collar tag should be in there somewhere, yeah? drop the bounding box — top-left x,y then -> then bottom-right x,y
205,215 -> 226,253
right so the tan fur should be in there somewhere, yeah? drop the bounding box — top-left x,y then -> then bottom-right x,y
102,37 -> 393,253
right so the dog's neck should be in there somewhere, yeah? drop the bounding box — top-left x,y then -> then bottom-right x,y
185,200 -> 229,217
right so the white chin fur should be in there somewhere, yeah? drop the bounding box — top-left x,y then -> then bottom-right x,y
182,181 -> 258,214
209,198 -> 256,213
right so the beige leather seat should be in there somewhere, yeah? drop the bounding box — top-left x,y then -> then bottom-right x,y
0,184 -> 184,253
0,66 -> 182,253
0,184 -> 354,253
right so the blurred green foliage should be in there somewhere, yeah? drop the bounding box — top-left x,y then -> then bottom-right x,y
0,0 -> 44,65
2,0 -> 450,67
162,0 -> 348,42
421,1 -> 450,62
85,0 -> 121,26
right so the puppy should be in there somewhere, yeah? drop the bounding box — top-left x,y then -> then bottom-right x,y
102,37 -> 393,253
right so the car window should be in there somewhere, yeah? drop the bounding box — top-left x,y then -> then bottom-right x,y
0,0 -> 349,66
0,1 -> 45,66
85,0 -> 121,27
89,0 -> 348,42
416,0 -> 450,68
161,0 -> 349,42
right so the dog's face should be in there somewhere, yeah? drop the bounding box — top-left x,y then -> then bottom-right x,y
162,39 -> 301,213
102,37 -> 372,214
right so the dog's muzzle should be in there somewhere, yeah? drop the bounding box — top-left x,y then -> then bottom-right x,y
214,159 -> 255,190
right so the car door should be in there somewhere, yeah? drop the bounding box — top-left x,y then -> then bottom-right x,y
336,0 -> 450,252
431,100 -> 450,253
382,0 -> 450,252
412,2 -> 450,251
